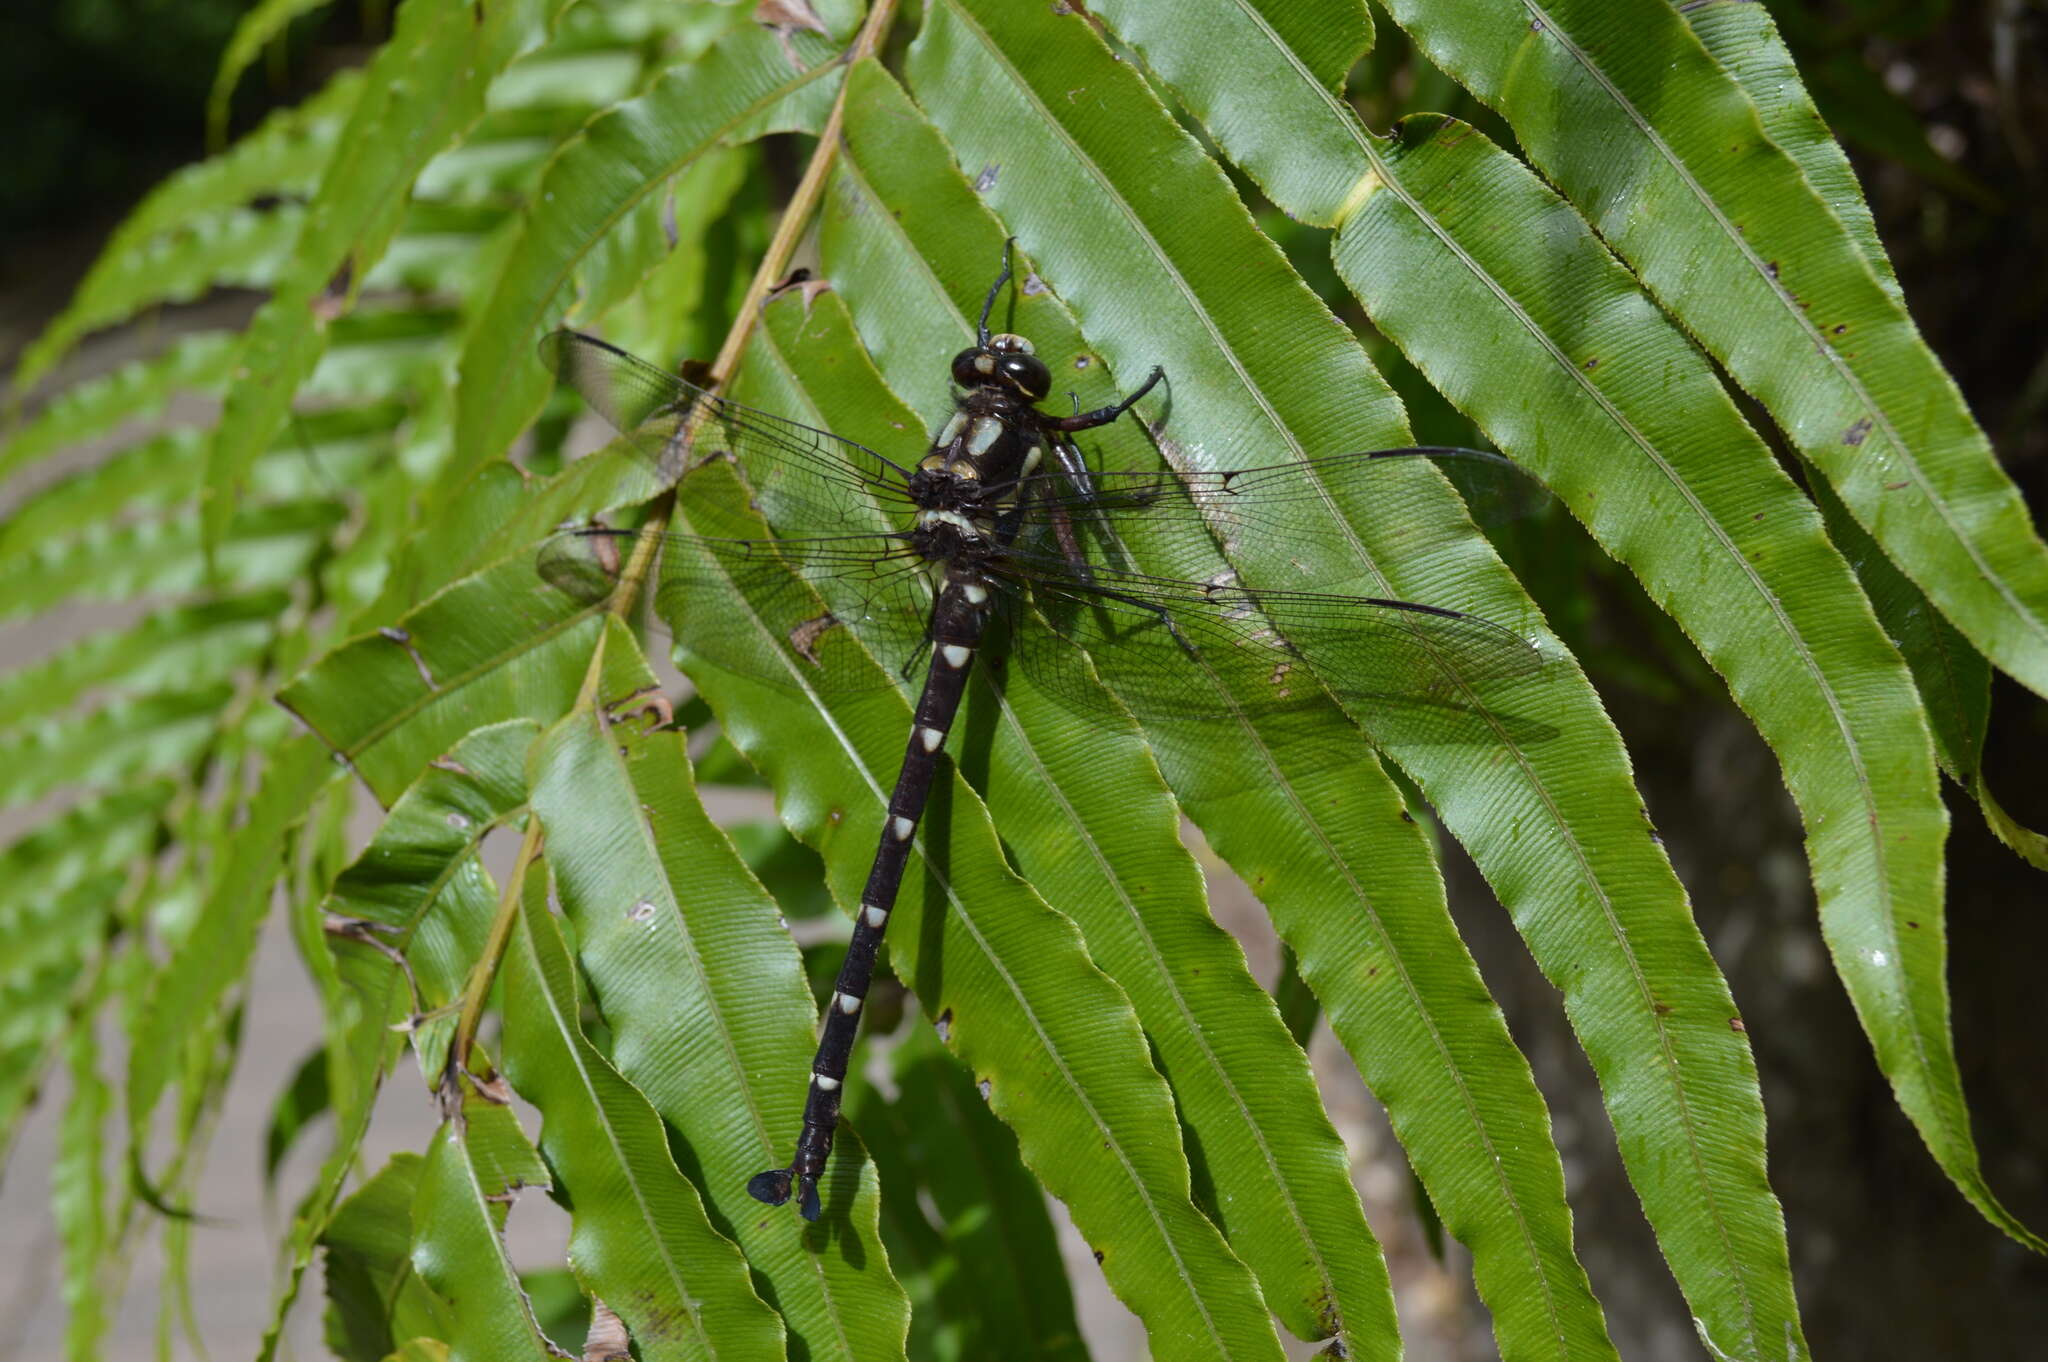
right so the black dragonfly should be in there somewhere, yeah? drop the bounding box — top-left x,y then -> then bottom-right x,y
538,245 -> 1546,1221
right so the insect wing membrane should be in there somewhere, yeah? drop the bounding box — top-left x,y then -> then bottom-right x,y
542,330 -> 913,525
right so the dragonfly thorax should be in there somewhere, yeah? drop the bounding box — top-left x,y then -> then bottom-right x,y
911,508 -> 993,562
913,392 -> 1047,514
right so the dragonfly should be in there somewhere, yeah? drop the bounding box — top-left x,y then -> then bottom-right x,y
537,244 -> 1546,1221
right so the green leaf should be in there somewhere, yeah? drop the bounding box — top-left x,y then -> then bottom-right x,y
278,554 -> 635,804
56,1025 -> 112,1362
1089,0 -> 1376,230
1679,0 -> 1903,306
500,861 -> 787,1362
127,738 -> 336,1160
0,500 -> 344,624
322,1153 -> 448,1362
22,205 -> 307,365
0,686 -> 233,813
527,708 -> 912,1361
1119,0 -> 2030,1262
9,67 -> 361,393
0,785 -> 165,923
1806,475 -> 2046,866
209,0 -> 346,148
845,1025 -> 1087,1362
259,722 -> 532,1362
1,871 -> 123,1156
0,333 -> 237,484
1374,0 -> 2048,698
453,16 -> 843,476
207,0 -> 575,555
0,789 -> 162,1152
0,596 -> 282,728
265,1047 -> 332,1186
409,1097 -> 563,1362
897,9 -> 1694,1359
746,269 -> 1397,1351
1327,104 -> 1990,1323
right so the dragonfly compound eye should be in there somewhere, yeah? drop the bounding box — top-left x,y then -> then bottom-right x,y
953,348 -> 997,387
1001,353 -> 1052,400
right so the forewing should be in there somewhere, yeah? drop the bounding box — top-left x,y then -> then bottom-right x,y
537,527 -> 936,693
540,330 -> 915,528
1012,447 -> 1547,561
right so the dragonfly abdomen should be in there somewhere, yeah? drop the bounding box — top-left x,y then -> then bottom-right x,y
749,566 -> 994,1220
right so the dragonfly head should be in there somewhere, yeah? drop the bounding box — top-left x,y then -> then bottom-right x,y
952,333 -> 1051,403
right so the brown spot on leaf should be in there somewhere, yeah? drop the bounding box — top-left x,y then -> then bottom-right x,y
1843,417 -> 1873,446
582,1298 -> 633,1362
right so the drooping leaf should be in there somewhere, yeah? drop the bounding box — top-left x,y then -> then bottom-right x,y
844,1024 -> 1087,1362
527,704 -> 912,1361
1324,108 -> 1968,1316
500,860 -> 787,1362
258,722 -> 532,1362
409,1096 -> 564,1362
453,15 -> 844,477
1374,0 -> 2048,697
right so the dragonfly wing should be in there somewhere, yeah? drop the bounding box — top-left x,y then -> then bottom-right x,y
1011,447 -> 1548,554
541,330 -> 916,527
1011,566 -> 1547,735
537,528 -> 937,694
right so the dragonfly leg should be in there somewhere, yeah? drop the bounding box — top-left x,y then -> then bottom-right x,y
1083,586 -> 1202,662
1037,450 -> 1097,581
1043,365 -> 1164,434
899,634 -> 933,685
